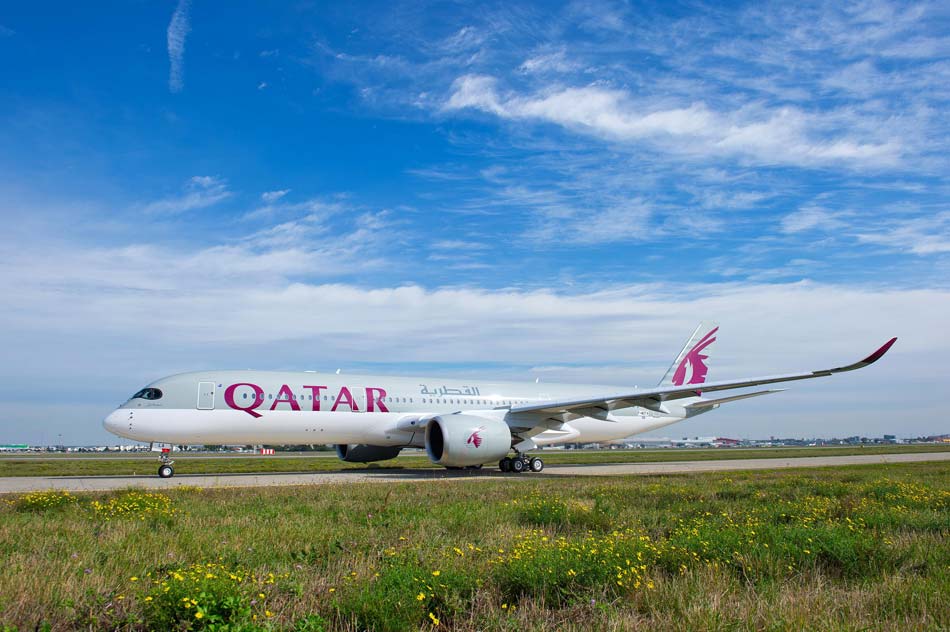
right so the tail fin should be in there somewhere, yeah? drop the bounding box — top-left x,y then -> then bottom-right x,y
659,321 -> 719,387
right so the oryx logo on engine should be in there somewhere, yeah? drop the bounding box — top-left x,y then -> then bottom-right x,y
466,427 -> 485,448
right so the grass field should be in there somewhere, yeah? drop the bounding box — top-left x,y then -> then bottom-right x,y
1,461 -> 948,631
2,444 -> 949,477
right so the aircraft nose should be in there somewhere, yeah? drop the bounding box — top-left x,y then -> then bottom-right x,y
103,409 -> 124,434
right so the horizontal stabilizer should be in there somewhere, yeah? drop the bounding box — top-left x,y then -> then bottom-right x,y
685,389 -> 784,409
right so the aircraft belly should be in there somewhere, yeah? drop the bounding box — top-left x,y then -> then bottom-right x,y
564,416 -> 680,443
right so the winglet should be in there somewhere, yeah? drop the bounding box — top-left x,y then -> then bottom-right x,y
861,337 -> 898,365
829,337 -> 897,374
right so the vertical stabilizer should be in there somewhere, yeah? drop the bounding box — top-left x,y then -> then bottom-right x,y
659,321 -> 719,387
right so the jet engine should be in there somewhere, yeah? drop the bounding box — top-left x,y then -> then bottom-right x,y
425,414 -> 511,467
335,444 -> 402,463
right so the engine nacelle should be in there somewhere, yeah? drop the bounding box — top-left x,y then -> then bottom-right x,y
335,444 -> 402,463
425,414 -> 511,467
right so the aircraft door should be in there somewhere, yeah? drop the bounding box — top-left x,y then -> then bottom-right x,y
197,381 -> 216,410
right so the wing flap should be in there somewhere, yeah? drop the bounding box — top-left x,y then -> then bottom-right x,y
684,389 -> 784,409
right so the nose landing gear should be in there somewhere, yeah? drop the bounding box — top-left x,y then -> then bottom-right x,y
498,454 -> 544,474
157,448 -> 175,478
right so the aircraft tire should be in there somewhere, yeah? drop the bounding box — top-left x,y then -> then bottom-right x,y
158,464 -> 174,479
499,458 -> 511,472
529,457 -> 544,473
511,458 -> 526,473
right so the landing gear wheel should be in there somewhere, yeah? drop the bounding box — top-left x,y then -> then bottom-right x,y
157,447 -> 175,479
499,458 -> 511,472
529,457 -> 544,473
510,457 -> 526,473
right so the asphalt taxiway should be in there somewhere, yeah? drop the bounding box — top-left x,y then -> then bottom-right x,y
0,451 -> 948,493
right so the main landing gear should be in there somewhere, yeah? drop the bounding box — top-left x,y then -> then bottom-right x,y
499,454 -> 544,474
157,448 -> 175,478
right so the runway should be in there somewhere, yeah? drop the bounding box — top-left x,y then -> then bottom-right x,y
1,451 -> 948,493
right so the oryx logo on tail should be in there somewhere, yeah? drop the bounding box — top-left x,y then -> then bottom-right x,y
672,327 -> 717,385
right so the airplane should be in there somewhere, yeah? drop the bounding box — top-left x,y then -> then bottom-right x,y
102,322 -> 897,478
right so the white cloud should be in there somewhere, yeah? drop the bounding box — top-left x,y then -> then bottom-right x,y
781,206 -> 849,234
167,0 -> 191,93
526,198 -> 655,245
444,75 -> 900,168
779,204 -> 950,256
439,26 -> 485,53
242,196 -> 346,223
519,49 -> 581,74
695,190 -> 769,210
142,176 -> 232,215
879,36 -> 949,59
261,189 -> 290,203
855,211 -> 950,255
431,239 -> 491,251
445,75 -> 506,114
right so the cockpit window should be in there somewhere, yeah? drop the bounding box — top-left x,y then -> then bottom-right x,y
132,388 -> 163,400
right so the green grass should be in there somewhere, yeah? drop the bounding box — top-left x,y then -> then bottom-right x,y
0,461 -> 947,630
1,444 -> 947,477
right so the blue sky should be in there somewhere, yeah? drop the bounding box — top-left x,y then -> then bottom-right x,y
0,0 -> 948,444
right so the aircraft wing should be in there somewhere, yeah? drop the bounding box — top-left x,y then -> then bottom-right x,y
508,337 -> 896,420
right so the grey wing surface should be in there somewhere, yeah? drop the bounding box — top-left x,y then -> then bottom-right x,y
509,337 -> 897,422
